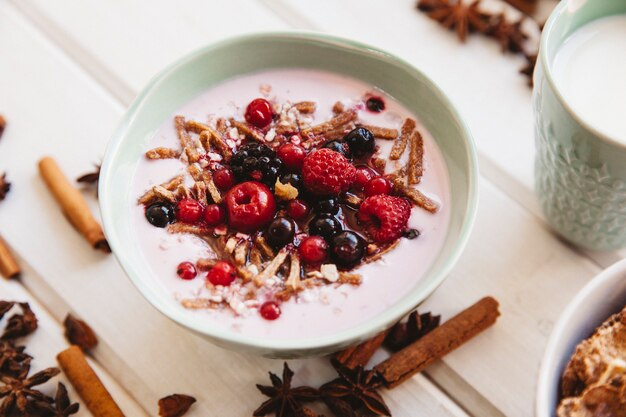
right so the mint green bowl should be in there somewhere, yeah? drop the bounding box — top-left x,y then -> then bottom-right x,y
99,33 -> 478,358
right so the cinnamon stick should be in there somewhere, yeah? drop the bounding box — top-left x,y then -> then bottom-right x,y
57,346 -> 126,417
38,157 -> 109,252
375,297 -> 500,387
0,114 -> 6,141
0,234 -> 20,279
335,329 -> 390,369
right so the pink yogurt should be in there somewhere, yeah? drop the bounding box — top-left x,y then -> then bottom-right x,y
131,69 -> 450,340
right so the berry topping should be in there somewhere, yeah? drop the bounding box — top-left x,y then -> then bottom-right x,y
207,261 -> 237,286
322,140 -> 352,159
145,202 -> 175,228
286,199 -> 310,220
176,262 -> 197,280
298,236 -> 328,265
245,98 -> 273,129
357,195 -> 411,243
309,215 -> 342,241
225,181 -> 276,232
277,143 -> 306,172
343,127 -> 375,158
365,96 -> 385,113
176,199 -> 204,223
259,301 -> 281,320
302,149 -> 356,196
330,231 -> 365,267
230,143 -> 284,188
213,168 -> 235,191
203,204 -> 226,226
266,217 -> 296,249
279,172 -> 304,193
354,166 -> 376,191
314,198 -> 339,215
364,177 -> 392,196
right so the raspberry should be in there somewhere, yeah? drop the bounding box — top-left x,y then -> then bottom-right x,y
301,149 -> 356,196
357,195 -> 411,243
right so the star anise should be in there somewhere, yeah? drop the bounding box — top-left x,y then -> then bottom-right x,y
520,52 -> 537,87
254,362 -> 320,417
0,303 -> 13,321
1,303 -> 38,341
76,164 -> 101,185
486,14 -> 529,53
63,314 -> 98,352
76,163 -> 101,199
320,365 -> 390,417
158,394 -> 196,417
0,173 -> 10,202
31,383 -> 79,417
0,341 -> 31,378
0,363 -> 59,416
418,0 -> 491,42
384,310 -> 441,352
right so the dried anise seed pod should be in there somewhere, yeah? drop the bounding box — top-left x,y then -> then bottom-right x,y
418,0 -> 491,42
254,362 -> 320,417
320,364 -> 390,417
0,340 -> 31,378
32,382 -> 80,417
76,164 -> 101,185
63,314 -> 98,352
485,14 -> 529,54
384,310 -> 441,352
1,303 -> 38,341
0,364 -> 60,416
0,173 -> 10,202
158,393 -> 197,417
520,53 -> 538,86
0,302 -> 14,321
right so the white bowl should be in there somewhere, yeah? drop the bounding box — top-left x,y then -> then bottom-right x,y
536,258 -> 626,417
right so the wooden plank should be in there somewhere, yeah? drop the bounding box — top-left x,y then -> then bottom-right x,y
0,4 -> 470,416
0,278 -> 150,417
9,0 -> 288,99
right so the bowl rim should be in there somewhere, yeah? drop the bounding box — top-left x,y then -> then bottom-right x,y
535,257 -> 626,417
99,31 -> 479,354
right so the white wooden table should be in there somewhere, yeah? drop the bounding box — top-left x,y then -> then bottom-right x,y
1,1 -> 623,416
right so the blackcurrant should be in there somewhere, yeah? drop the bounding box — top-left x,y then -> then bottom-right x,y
266,217 -> 296,248
330,231 -> 365,267
145,202 -> 175,228
343,127 -> 375,158
309,215 -> 342,240
314,198 -> 339,215
322,140 -> 352,159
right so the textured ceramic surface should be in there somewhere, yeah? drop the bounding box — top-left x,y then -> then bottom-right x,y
99,32 -> 478,357
536,258 -> 626,417
534,0 -> 626,251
